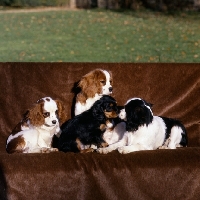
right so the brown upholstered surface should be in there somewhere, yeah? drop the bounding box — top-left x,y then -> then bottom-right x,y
0,63 -> 200,199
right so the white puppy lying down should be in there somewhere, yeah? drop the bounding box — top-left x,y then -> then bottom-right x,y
98,98 -> 188,154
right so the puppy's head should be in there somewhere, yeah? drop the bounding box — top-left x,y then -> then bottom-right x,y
77,69 -> 113,103
92,95 -> 118,121
119,98 -> 153,131
25,97 -> 67,127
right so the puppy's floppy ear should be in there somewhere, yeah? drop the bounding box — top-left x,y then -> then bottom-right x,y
55,100 -> 67,125
78,70 -> 102,98
27,103 -> 44,126
143,100 -> 153,108
92,99 -> 105,121
79,77 -> 98,98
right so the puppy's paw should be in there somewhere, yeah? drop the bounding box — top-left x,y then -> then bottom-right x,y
50,148 -> 59,152
97,147 -> 112,154
40,147 -> 58,153
80,148 -> 94,153
40,147 -> 50,153
100,142 -> 109,148
118,147 -> 130,154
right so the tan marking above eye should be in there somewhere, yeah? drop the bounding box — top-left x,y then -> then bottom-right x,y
110,103 -> 113,107
43,112 -> 50,118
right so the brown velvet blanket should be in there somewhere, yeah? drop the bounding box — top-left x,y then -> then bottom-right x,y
0,63 -> 200,200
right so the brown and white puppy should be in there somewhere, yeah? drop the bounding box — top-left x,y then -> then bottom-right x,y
6,97 -> 67,153
74,69 -> 113,116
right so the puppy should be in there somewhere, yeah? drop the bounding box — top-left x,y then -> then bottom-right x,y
58,95 -> 118,153
6,97 -> 67,153
98,98 -> 187,154
74,69 -> 113,116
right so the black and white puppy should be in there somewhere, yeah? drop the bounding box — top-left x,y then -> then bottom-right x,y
58,95 -> 118,153
98,98 -> 187,154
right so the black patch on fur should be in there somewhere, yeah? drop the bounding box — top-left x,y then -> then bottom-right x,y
58,95 -> 118,153
125,99 -> 153,132
160,116 -> 188,147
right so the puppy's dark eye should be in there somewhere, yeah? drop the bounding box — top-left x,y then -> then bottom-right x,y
55,110 -> 58,115
100,80 -> 106,85
43,112 -> 50,118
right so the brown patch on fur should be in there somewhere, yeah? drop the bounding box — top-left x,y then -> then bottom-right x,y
76,138 -> 95,153
11,122 -> 23,135
80,148 -> 94,153
11,111 -> 30,135
76,138 -> 83,151
104,111 -> 118,119
6,135 -> 26,153
77,69 -> 110,104
100,124 -> 107,131
105,119 -> 115,131
99,142 -> 109,148
27,102 -> 45,126
55,100 -> 67,125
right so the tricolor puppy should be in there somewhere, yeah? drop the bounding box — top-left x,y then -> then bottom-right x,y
58,95 -> 118,153
74,69 -> 113,116
6,97 -> 67,153
98,98 -> 187,154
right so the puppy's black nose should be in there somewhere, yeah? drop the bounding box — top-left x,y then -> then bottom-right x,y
109,87 -> 113,92
52,120 -> 57,124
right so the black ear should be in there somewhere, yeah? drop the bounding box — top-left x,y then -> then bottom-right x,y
148,103 -> 153,108
92,100 -> 105,121
143,100 -> 153,108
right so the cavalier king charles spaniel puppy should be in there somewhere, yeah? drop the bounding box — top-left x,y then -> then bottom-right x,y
74,69 -> 113,116
58,95 -> 119,153
98,98 -> 188,154
6,97 -> 67,153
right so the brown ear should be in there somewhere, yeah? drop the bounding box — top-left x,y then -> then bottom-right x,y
55,100 -> 67,125
79,76 -> 98,98
28,103 -> 44,126
78,69 -> 106,99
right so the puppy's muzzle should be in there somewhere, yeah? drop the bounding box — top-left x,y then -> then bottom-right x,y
109,87 -> 113,92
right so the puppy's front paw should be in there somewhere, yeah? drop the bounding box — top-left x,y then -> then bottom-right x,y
41,147 -> 58,153
50,148 -> 59,152
100,142 -> 109,148
118,147 -> 130,154
97,147 -> 112,154
40,147 -> 50,153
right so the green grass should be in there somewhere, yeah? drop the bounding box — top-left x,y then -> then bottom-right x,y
0,9 -> 199,62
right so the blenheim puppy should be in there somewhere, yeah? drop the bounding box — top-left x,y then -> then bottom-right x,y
74,69 -> 113,116
98,98 -> 188,154
58,95 -> 118,153
6,97 -> 66,153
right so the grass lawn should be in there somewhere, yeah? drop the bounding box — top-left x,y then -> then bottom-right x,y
0,8 -> 199,62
